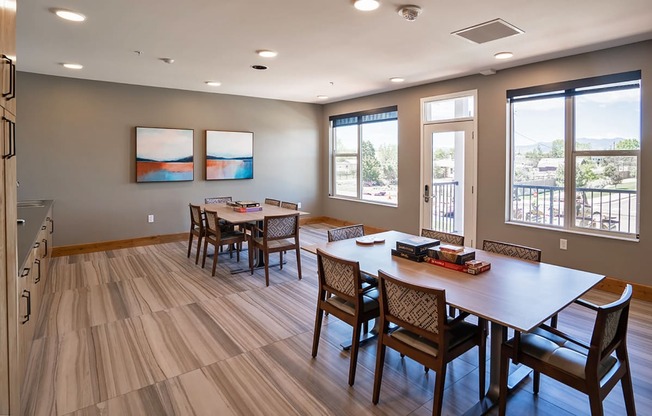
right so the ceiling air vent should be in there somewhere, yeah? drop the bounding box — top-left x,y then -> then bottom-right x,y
452,18 -> 523,44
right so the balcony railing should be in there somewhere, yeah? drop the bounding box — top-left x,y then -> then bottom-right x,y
511,184 -> 637,234
432,181 -> 458,233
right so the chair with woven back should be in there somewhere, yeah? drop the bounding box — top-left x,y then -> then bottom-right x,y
312,249 -> 380,386
201,210 -> 246,276
249,213 -> 302,286
264,198 -> 281,207
499,285 -> 636,416
373,269 -> 486,415
327,224 -> 365,242
187,204 -> 206,264
280,201 -> 299,210
420,228 -> 465,246
204,196 -> 232,204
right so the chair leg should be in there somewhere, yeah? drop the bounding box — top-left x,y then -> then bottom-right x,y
620,360 -> 636,415
448,306 -> 457,318
533,371 -> 540,394
432,363 -> 447,416
211,243 -> 218,277
348,322 -> 362,386
363,320 -> 369,334
550,313 -> 559,328
312,305 -> 324,358
588,393 -> 604,416
249,242 -> 254,275
264,251 -> 270,286
195,235 -> 202,264
295,247 -> 302,280
201,238 -> 208,268
279,251 -> 283,270
372,343 -> 387,404
236,242 -> 241,262
187,231 -> 193,258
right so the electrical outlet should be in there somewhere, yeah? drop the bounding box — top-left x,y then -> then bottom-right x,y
560,238 -> 567,250
296,202 -> 302,209
148,214 -> 154,223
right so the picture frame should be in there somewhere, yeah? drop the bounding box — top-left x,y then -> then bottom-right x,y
205,130 -> 254,180
136,127 -> 194,182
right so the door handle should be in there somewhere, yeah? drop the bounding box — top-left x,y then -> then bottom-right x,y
21,290 -> 31,324
424,184 -> 430,203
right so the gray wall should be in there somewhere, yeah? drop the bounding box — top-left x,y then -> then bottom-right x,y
17,73 -> 322,246
322,40 -> 652,285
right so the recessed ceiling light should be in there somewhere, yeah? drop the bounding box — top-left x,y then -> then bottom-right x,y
251,65 -> 268,70
354,0 -> 380,11
53,9 -> 86,22
62,63 -> 83,70
257,50 -> 278,58
205,81 -> 222,87
316,95 -> 329,100
494,51 -> 513,60
389,77 -> 405,83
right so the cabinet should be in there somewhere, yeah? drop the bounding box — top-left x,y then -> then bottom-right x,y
1,0 -> 17,413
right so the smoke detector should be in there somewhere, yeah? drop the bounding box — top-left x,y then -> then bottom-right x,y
398,5 -> 422,21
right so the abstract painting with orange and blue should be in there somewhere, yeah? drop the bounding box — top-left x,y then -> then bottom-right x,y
136,127 -> 194,182
206,130 -> 253,180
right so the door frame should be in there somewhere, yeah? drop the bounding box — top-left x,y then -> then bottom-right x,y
419,90 -> 478,247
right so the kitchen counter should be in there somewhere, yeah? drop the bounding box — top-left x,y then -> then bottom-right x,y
17,200 -> 54,271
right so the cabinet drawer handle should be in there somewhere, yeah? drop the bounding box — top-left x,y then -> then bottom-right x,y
21,290 -> 31,324
41,225 -> 47,231
34,242 -> 40,248
49,218 -> 54,234
1,54 -> 15,100
43,239 -> 48,256
34,259 -> 41,283
20,268 -> 30,278
1,116 -> 12,159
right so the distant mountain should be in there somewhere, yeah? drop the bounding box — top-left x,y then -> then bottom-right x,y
206,156 -> 253,161
136,156 -> 193,163
515,137 -> 622,154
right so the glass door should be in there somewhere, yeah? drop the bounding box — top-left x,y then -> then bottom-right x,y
421,121 -> 476,246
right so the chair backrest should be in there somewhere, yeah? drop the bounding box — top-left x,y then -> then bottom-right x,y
327,224 -> 365,242
482,239 -> 541,262
189,204 -> 203,228
378,269 -> 446,343
421,228 -> 464,246
263,213 -> 299,241
316,248 -> 363,304
205,196 -> 232,204
203,210 -> 222,237
281,201 -> 299,210
589,284 -> 632,365
265,198 -> 281,206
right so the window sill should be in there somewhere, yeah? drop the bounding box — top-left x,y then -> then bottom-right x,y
328,195 -> 398,208
505,220 -> 639,242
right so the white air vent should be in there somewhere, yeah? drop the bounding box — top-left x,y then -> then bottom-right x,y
452,18 -> 523,44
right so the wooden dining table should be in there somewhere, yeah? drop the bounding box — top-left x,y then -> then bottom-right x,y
302,230 -> 604,415
201,202 -> 308,271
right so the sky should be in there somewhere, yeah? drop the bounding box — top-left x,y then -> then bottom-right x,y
206,131 -> 253,158
136,127 -> 193,161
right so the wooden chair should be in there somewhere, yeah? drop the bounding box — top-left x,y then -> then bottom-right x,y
204,196 -> 232,204
312,249 -> 380,386
187,204 -> 206,264
420,228 -> 464,246
249,213 -> 301,286
201,210 -> 245,276
264,198 -> 281,206
499,285 -> 635,416
280,201 -> 298,210
327,224 -> 365,242
373,270 -> 486,415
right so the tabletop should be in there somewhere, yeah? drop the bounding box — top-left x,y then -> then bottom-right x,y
201,202 -> 308,224
303,230 -> 604,332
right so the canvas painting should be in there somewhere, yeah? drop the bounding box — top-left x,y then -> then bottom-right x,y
206,130 -> 254,180
136,127 -> 194,182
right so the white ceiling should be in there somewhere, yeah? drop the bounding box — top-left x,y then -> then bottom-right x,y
16,0 -> 652,104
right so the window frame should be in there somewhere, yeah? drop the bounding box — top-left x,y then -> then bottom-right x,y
329,106 -> 399,206
507,71 -> 641,239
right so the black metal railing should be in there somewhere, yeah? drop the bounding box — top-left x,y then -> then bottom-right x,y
432,181 -> 458,233
512,184 -> 636,234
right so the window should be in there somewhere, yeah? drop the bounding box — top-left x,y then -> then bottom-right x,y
330,106 -> 398,205
508,71 -> 640,238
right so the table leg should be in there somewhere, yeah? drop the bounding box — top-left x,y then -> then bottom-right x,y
462,322 -> 531,415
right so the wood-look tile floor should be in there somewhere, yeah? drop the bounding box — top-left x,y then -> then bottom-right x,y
21,224 -> 651,415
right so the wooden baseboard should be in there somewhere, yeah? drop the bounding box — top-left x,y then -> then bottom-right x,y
52,233 -> 188,257
596,277 -> 652,303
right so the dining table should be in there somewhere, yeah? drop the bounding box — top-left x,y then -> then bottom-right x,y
201,202 -> 308,272
302,230 -> 604,415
